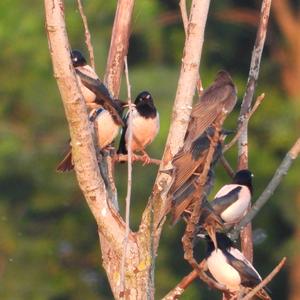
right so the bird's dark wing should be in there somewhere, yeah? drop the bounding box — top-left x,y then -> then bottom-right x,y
184,84 -> 236,149
56,148 -> 74,172
210,186 -> 242,215
76,69 -> 125,126
226,251 -> 262,288
169,133 -> 210,195
117,112 -> 129,155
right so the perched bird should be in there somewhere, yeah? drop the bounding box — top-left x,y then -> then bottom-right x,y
117,91 -> 159,164
56,50 -> 126,172
56,105 -> 124,172
203,233 -> 271,299
210,170 -> 253,224
184,70 -> 237,150
71,50 -> 124,126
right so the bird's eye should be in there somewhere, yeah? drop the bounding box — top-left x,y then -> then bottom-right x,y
146,94 -> 151,99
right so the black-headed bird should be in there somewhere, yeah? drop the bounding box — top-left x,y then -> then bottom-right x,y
117,91 -> 159,164
71,49 -> 124,126
56,50 -> 125,172
203,233 -> 271,299
210,170 -> 253,224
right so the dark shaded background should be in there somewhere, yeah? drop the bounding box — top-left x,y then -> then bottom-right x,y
0,0 -> 299,299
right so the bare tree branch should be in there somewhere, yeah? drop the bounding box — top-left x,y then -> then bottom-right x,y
230,138 -> 300,240
146,0 -> 212,228
116,154 -> 161,165
238,0 -> 272,262
45,0 -> 125,237
224,93 -> 265,153
241,257 -> 286,300
120,56 -> 133,295
104,0 -> 135,98
136,0 -> 212,296
220,155 -> 235,178
179,0 -> 188,36
162,263 -> 201,300
77,0 -> 95,69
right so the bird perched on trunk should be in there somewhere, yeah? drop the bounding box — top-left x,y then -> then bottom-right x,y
202,233 -> 271,299
117,91 -> 159,164
56,50 -> 125,172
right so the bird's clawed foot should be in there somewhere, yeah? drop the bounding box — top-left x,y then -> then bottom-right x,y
141,151 -> 151,165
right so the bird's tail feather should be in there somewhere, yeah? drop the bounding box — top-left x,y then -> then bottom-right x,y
56,150 -> 74,172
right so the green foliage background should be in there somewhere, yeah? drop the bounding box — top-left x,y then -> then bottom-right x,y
0,1 -> 299,299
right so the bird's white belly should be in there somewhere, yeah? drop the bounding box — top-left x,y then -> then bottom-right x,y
126,113 -> 159,152
94,110 -> 119,149
207,249 -> 241,291
215,184 -> 251,223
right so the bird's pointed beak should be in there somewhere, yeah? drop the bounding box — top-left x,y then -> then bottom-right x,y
206,226 -> 218,249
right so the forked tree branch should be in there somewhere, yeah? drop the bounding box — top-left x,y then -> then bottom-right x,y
77,0 -> 95,68
45,0 -> 127,254
238,0 -> 272,262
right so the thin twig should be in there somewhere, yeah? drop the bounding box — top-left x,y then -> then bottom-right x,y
230,137 -> 300,239
162,265 -> 199,300
238,0 -> 272,262
120,56 -> 133,294
241,257 -> 286,300
224,93 -> 265,153
179,0 -> 188,36
77,0 -> 95,69
116,154 -> 161,165
220,155 -> 235,178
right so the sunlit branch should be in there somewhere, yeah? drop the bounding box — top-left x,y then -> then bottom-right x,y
120,56 -> 133,295
241,257 -> 286,300
77,0 -> 95,69
237,0 -> 272,263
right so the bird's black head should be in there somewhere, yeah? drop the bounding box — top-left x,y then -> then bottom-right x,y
134,91 -> 157,118
205,233 -> 234,254
71,50 -> 87,67
233,169 -> 253,194
134,91 -> 153,105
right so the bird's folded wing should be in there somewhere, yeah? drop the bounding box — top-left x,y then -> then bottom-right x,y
76,69 -> 124,126
226,251 -> 262,288
210,186 -> 242,215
